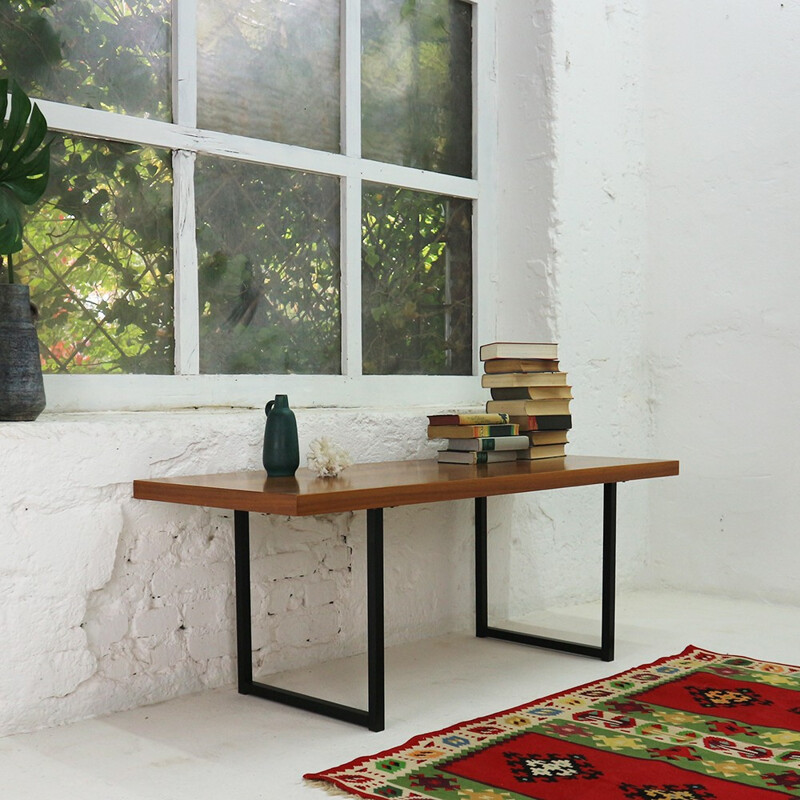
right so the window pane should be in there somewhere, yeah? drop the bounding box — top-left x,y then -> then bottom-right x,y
196,157 -> 341,374
362,0 -> 472,177
0,1 -> 171,120
197,0 -> 340,152
362,184 -> 471,375
14,136 -> 174,374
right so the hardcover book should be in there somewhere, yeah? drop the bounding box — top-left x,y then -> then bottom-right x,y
445,435 -> 529,452
489,386 -> 573,401
480,342 -> 558,361
527,430 -> 569,446
509,414 -> 573,432
427,412 -> 510,425
481,372 -> 567,388
516,443 -> 567,460
483,358 -> 560,374
437,450 -> 519,464
427,423 -> 520,439
487,398 -> 572,416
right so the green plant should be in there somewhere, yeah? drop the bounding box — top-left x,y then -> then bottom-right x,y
0,77 -> 51,284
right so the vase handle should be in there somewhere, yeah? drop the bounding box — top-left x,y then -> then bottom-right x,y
265,400 -> 275,417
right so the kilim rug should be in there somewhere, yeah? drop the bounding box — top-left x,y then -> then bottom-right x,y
304,645 -> 800,799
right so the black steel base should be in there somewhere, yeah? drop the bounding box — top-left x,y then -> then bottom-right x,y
234,508 -> 385,731
475,483 -> 617,662
232,483 -> 619,731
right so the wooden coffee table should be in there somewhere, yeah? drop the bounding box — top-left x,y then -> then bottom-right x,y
134,455 -> 679,731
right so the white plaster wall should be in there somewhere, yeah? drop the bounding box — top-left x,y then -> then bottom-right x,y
644,1 -> 800,602
493,0 -> 653,620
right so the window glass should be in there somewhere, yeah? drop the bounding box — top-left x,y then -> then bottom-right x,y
14,135 -> 174,374
197,0 -> 341,151
196,157 -> 341,374
362,0 -> 472,177
0,0 -> 171,121
1,0 -> 478,395
362,184 -> 471,375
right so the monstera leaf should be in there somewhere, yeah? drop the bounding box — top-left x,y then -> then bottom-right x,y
0,78 -> 51,261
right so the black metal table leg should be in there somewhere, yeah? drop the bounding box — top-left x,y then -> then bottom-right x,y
475,497 -> 488,638
234,510 -> 253,692
232,507 -> 386,730
366,507 -> 386,731
475,484 -> 618,661
600,482 -> 617,661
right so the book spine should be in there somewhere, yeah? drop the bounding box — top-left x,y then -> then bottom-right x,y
427,424 -> 521,438
466,424 -> 518,436
427,413 -> 510,425
480,342 -> 558,360
483,358 -> 560,374
489,387 -> 572,400
511,415 -> 573,431
447,435 -> 529,451
438,450 -> 518,464
487,400 -> 571,415
480,373 -> 567,388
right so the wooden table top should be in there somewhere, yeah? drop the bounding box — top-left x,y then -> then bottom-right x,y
133,455 -> 679,517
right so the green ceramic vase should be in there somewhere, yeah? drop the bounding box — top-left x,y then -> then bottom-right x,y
262,394 -> 299,477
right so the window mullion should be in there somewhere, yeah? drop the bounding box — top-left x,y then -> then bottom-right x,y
173,150 -> 200,375
173,0 -> 197,128
342,0 -> 361,159
172,0 -> 199,374
341,174 -> 363,377
341,0 -> 362,376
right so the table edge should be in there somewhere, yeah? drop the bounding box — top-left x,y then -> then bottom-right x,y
133,456 -> 679,516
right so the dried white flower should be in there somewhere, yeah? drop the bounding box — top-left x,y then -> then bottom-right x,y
307,437 -> 353,478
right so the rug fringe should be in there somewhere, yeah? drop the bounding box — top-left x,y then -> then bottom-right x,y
304,779 -> 355,798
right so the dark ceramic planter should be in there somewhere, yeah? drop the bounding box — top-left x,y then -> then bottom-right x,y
0,283 -> 46,421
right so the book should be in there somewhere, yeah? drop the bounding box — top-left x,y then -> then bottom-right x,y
427,423 -> 520,439
489,386 -> 573,401
481,372 -> 567,388
487,398 -> 571,416
509,414 -> 573,431
516,444 -> 567,460
527,429 -> 569,446
484,358 -> 560,374
437,450 -> 519,464
427,412 -> 510,425
480,342 -> 558,361
446,435 -> 529,452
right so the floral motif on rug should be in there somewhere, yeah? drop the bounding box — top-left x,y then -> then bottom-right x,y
304,645 -> 800,799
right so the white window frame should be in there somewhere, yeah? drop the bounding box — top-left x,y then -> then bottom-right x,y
36,0 -> 497,412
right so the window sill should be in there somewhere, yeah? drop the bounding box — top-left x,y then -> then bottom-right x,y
40,374 -> 487,413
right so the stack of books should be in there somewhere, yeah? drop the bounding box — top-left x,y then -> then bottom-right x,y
480,342 -> 571,460
427,412 -> 529,464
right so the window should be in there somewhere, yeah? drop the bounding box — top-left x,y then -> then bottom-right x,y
2,0 -> 494,410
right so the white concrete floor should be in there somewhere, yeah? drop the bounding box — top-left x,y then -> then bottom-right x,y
2,590 -> 799,800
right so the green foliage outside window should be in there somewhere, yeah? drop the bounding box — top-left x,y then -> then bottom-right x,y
1,0 -> 474,377
362,185 -> 471,375
196,158 -> 342,375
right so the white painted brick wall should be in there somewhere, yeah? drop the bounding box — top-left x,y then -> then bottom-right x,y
0,406 -> 651,737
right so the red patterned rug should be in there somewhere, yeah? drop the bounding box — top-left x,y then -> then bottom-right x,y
304,645 -> 800,798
